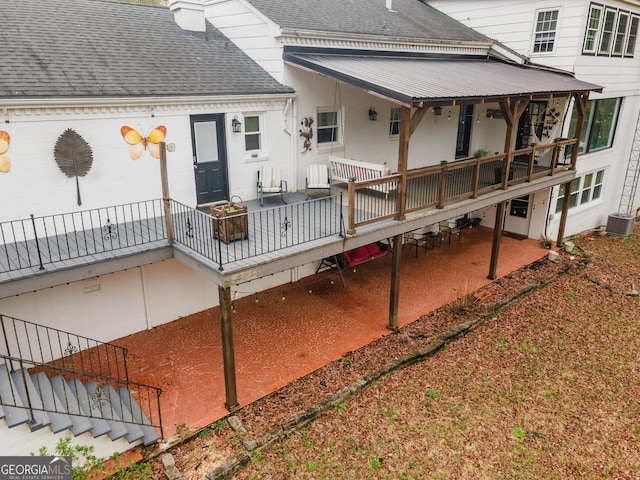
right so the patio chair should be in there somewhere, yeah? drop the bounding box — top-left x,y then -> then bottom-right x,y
257,165 -> 287,206
305,164 -> 332,200
402,230 -> 428,257
439,220 -> 461,245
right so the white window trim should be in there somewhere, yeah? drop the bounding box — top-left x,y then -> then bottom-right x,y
584,4 -> 603,54
389,107 -> 400,138
555,168 -> 606,213
583,3 -> 640,57
316,106 -> 344,153
242,112 -> 268,162
531,8 -> 560,56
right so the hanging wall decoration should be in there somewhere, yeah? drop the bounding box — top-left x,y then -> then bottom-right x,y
299,117 -> 313,154
0,131 -> 10,173
54,128 -> 94,206
120,125 -> 167,160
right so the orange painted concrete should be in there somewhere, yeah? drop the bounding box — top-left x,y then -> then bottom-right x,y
116,227 -> 549,438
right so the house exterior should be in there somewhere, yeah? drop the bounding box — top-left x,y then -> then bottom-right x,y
0,0 -> 607,458
427,0 -> 640,238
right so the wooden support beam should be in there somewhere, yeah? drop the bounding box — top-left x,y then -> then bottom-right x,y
569,92 -> 589,170
488,201 -> 506,280
409,106 -> 428,136
387,233 -> 403,331
395,106 -> 411,221
556,180 -> 572,248
159,142 -> 173,243
219,286 -> 239,411
499,99 -> 529,190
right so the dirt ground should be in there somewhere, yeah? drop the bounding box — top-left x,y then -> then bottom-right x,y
147,226 -> 640,479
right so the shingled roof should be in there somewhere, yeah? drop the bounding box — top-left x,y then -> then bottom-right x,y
0,0 -> 294,99
245,0 -> 490,44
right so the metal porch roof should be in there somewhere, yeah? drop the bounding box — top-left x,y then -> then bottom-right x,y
284,53 -> 602,106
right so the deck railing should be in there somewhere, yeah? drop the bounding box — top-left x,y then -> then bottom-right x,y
171,194 -> 345,270
0,314 -> 163,436
347,138 -> 576,231
0,200 -> 166,273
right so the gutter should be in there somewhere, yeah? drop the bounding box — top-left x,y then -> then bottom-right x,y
0,93 -> 297,109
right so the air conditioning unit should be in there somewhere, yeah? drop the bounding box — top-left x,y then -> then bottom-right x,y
606,213 -> 635,236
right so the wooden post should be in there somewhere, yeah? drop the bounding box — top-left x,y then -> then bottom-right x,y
395,106 -> 411,221
499,99 -> 529,189
347,179 -> 356,235
387,233 -> 403,331
570,92 -> 588,170
556,180 -> 572,247
218,286 -> 239,411
488,201 -> 506,280
159,141 -> 174,243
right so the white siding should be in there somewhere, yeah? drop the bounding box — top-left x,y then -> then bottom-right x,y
430,0 -> 640,236
204,0 -> 286,82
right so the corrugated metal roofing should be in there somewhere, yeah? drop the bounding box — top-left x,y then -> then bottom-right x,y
0,0 -> 294,99
285,53 -> 602,105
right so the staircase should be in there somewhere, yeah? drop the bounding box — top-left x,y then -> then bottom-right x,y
0,314 -> 162,448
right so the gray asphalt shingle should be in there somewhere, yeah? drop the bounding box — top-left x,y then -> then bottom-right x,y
245,0 -> 490,44
1,0 -> 294,99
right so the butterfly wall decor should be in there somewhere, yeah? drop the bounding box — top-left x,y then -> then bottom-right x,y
0,130 -> 10,173
120,125 -> 167,160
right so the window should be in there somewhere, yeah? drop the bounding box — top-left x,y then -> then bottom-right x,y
613,12 -> 630,55
317,110 -> 339,144
627,16 -> 639,55
244,114 -> 261,152
583,3 -> 640,57
566,97 -> 621,156
598,8 -> 617,55
584,4 -> 602,53
533,9 -> 559,53
556,170 -> 605,212
389,108 -> 400,136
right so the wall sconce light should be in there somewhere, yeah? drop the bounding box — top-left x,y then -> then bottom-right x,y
433,106 -> 442,116
368,107 -> 378,121
231,115 -> 242,133
447,110 -> 451,120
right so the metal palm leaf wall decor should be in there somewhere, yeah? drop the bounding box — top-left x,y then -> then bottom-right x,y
54,128 -> 94,205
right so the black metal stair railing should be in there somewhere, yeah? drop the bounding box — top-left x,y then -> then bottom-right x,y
0,314 -> 162,440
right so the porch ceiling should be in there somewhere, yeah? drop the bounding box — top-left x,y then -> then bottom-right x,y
284,52 -> 603,107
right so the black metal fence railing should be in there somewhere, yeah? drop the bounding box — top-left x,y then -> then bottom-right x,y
0,200 -> 166,273
0,314 -> 162,437
171,194 -> 345,270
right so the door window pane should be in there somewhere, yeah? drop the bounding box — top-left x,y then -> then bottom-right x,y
194,121 -> 218,162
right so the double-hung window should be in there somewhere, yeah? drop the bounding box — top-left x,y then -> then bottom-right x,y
389,108 -> 400,137
533,9 -> 559,53
583,3 -> 640,57
317,109 -> 340,145
555,170 -> 605,213
244,114 -> 262,153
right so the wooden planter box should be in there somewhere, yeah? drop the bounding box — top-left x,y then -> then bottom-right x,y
211,202 -> 248,244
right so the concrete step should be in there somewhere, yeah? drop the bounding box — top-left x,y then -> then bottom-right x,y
103,385 -> 145,443
10,369 -> 51,431
68,378 -> 111,438
50,376 -> 93,436
32,372 -> 74,434
0,364 -> 30,428
85,382 -> 128,441
118,386 -> 160,446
